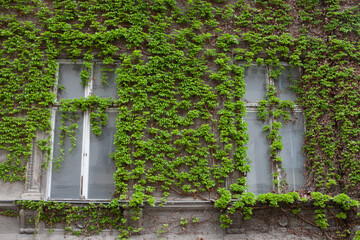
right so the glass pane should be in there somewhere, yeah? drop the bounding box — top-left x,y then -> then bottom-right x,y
274,67 -> 300,101
243,66 -> 267,102
58,64 -> 85,100
246,111 -> 272,194
51,112 -> 83,199
88,111 -> 117,199
280,112 -> 305,191
93,64 -> 118,98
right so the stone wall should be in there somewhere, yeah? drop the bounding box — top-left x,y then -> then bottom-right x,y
0,199 -> 339,239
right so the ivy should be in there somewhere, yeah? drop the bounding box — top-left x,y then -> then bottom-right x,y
1,0 -> 360,238
17,200 -> 129,238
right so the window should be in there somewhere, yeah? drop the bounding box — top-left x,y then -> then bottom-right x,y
244,65 -> 304,194
47,62 -> 118,200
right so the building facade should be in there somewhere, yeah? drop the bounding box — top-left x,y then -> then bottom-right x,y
0,0 -> 360,239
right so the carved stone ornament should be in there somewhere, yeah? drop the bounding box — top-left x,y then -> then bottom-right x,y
124,208 -> 143,235
20,209 -> 37,234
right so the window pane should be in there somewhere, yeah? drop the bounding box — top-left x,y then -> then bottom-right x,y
246,111 -> 272,194
88,112 -> 117,199
243,66 -> 267,102
51,112 -> 83,199
274,67 -> 299,101
280,112 -> 305,191
58,64 -> 85,100
93,64 -> 118,98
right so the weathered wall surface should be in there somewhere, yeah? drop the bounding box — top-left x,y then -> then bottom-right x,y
0,202 -> 341,239
1,211 -> 322,240
0,181 -> 24,199
1,0 -> 360,239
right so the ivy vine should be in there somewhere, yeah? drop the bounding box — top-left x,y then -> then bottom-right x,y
1,0 -> 360,239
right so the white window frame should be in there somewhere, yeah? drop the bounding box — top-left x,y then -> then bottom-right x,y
244,64 -> 305,194
46,60 -> 118,200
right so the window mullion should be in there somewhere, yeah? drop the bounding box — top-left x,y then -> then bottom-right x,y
81,110 -> 90,199
268,66 -> 280,192
46,108 -> 57,200
80,68 -> 93,199
47,62 -> 60,200
271,116 -> 281,193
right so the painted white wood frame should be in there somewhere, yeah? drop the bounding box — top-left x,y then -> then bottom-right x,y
47,61 -> 117,200
244,64 -> 305,195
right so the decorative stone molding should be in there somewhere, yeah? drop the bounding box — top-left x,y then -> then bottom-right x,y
22,131 -> 47,200
124,207 -> 143,234
19,209 -> 37,234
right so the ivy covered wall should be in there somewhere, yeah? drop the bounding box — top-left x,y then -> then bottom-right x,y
1,0 -> 360,239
